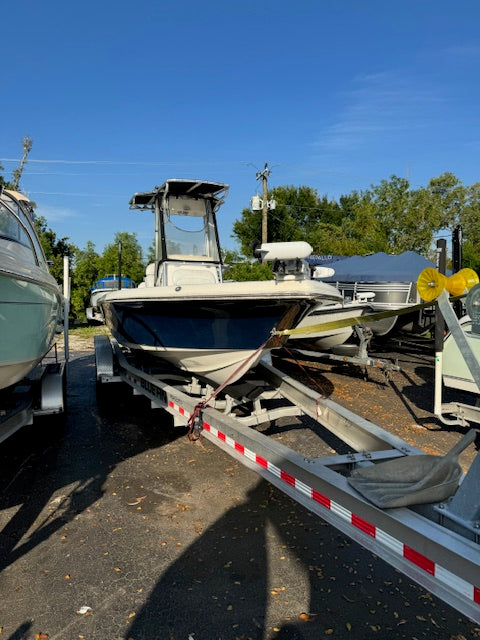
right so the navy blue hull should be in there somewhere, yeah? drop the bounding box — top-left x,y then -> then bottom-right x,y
102,298 -> 310,350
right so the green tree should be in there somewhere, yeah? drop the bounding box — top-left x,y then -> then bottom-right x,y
222,250 -> 273,281
369,176 -> 411,248
270,185 -> 320,236
70,241 -> 101,320
231,207 -> 263,256
99,232 -> 146,284
146,241 -> 156,264
458,182 -> 480,272
0,164 -> 15,190
427,172 -> 466,230
34,215 -> 76,284
232,185 -> 337,255
338,191 -> 388,254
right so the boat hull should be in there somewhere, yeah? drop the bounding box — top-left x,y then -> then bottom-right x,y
292,301 -> 369,350
0,272 -> 63,390
101,280 -> 342,385
102,297 -> 312,385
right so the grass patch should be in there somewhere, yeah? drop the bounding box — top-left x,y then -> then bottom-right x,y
68,323 -> 109,338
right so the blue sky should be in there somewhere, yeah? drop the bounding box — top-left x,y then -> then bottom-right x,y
2,0 -> 480,256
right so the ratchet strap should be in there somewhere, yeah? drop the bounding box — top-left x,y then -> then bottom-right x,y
273,300 -> 436,338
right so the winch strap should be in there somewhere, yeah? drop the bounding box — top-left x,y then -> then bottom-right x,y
274,299 -> 436,337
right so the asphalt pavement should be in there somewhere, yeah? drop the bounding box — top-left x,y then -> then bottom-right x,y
0,344 -> 479,640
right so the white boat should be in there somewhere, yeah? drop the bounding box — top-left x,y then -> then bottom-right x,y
86,274 -> 136,325
0,189 -> 63,390
100,179 -> 343,386
291,297 -> 372,350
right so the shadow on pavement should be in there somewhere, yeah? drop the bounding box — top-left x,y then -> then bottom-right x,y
126,479 -> 477,640
1,351 -> 477,640
0,351 -> 184,575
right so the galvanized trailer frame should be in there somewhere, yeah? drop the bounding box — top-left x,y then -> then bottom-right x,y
0,355 -> 67,444
94,329 -> 480,624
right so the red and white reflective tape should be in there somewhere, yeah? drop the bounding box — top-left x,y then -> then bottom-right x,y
168,400 -> 187,417
169,402 -> 480,609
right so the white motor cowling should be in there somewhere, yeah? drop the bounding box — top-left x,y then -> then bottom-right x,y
254,241 -> 313,280
257,241 -> 313,262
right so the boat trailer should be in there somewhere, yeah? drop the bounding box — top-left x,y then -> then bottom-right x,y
277,324 -> 401,380
94,290 -> 480,625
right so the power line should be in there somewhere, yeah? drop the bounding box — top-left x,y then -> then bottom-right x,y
0,158 -> 254,167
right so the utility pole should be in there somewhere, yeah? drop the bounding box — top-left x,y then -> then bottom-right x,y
12,135 -> 33,190
256,163 -> 271,244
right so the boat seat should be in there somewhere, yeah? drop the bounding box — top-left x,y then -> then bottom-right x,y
142,262 -> 157,287
168,263 -> 219,286
143,261 -> 220,286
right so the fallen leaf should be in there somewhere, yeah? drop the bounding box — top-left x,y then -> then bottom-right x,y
342,594 -> 355,603
299,613 -> 317,622
35,634 -> 49,640
76,606 -> 92,615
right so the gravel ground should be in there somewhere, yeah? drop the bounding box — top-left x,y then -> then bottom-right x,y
0,334 -> 479,640
273,337 -> 480,469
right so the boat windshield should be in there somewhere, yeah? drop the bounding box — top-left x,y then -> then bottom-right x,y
0,196 -> 46,266
164,196 -> 219,262
0,198 -> 35,251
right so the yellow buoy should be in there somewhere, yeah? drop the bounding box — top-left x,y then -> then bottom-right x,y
445,272 -> 467,296
457,268 -> 479,291
417,267 -> 446,301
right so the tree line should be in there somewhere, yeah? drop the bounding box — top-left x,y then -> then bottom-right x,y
3,155 -> 479,321
233,173 -> 480,264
